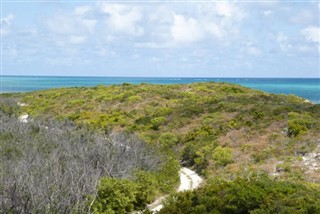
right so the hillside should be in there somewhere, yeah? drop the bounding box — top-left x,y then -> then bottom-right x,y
1,82 -> 320,212
8,82 -> 319,181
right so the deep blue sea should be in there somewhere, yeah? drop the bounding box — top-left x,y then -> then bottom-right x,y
1,76 -> 319,104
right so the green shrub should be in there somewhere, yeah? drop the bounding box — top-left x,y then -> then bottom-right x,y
128,95 -> 142,103
150,116 -> 166,130
154,107 -> 173,117
134,171 -> 159,209
68,99 -> 85,106
156,157 -> 180,193
185,125 -> 214,142
160,175 -> 320,214
91,178 -> 139,214
212,146 -> 233,167
158,132 -> 178,148
287,112 -> 315,137
253,150 -> 271,163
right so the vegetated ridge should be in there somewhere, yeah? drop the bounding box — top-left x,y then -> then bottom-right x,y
1,81 -> 320,213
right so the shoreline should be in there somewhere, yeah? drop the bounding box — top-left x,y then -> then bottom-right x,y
1,80 -> 320,104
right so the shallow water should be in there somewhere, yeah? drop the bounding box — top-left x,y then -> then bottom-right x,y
1,76 -> 319,103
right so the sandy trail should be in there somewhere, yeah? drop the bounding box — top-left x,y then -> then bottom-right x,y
148,167 -> 203,212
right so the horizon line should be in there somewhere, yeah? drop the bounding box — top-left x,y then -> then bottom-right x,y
1,75 -> 319,79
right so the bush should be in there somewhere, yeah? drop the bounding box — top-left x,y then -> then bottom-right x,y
159,132 -> 178,148
128,95 -> 142,103
150,116 -> 166,130
134,171 -> 159,209
160,175 -> 320,214
212,146 -> 233,167
156,157 -> 180,193
184,125 -> 214,142
91,178 -> 139,214
287,112 -> 315,137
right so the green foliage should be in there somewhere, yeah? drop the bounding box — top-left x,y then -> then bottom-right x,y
156,157 -> 180,193
212,146 -> 233,167
68,99 -> 85,106
185,125 -> 214,142
150,116 -> 166,130
0,97 -> 19,116
287,112 -> 315,137
91,178 -> 139,214
90,156 -> 179,213
5,82 -> 320,186
182,126 -> 216,169
128,95 -> 142,103
154,107 -> 173,117
193,145 -> 213,170
160,175 -> 320,214
134,171 -> 159,209
158,132 -> 178,149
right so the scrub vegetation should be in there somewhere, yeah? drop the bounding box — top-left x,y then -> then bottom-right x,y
1,82 -> 320,213
0,103 -> 178,213
160,173 -> 320,214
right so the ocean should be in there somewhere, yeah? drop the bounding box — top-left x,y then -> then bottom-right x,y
1,76 -> 319,104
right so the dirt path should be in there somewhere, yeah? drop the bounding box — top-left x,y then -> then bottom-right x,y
148,167 -> 203,212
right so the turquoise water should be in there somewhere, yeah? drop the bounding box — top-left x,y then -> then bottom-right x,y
1,76 -> 319,104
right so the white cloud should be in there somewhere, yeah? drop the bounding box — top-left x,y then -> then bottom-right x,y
69,35 -> 87,44
1,14 -> 14,25
44,10 -> 96,47
149,5 -> 172,24
1,14 -> 15,36
247,46 -> 262,56
171,14 -> 204,43
197,2 -> 246,41
46,14 -> 76,35
148,2 -> 247,45
100,3 -> 144,37
45,13 -> 96,35
134,42 -> 174,49
204,22 -> 224,40
215,2 -> 246,21
302,26 -> 320,43
215,2 -> 233,17
263,10 -> 273,16
241,42 -> 262,56
277,32 -> 288,43
74,5 -> 91,16
276,32 -> 292,52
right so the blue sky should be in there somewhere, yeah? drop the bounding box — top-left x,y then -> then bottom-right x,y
1,1 -> 319,77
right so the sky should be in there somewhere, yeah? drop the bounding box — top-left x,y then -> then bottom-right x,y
1,0 -> 319,77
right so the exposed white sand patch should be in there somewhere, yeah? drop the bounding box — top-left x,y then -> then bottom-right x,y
17,102 -> 27,106
148,167 -> 203,212
178,169 -> 191,192
19,114 -> 29,123
179,167 -> 203,190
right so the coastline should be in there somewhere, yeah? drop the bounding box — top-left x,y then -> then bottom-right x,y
1,77 -> 319,104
